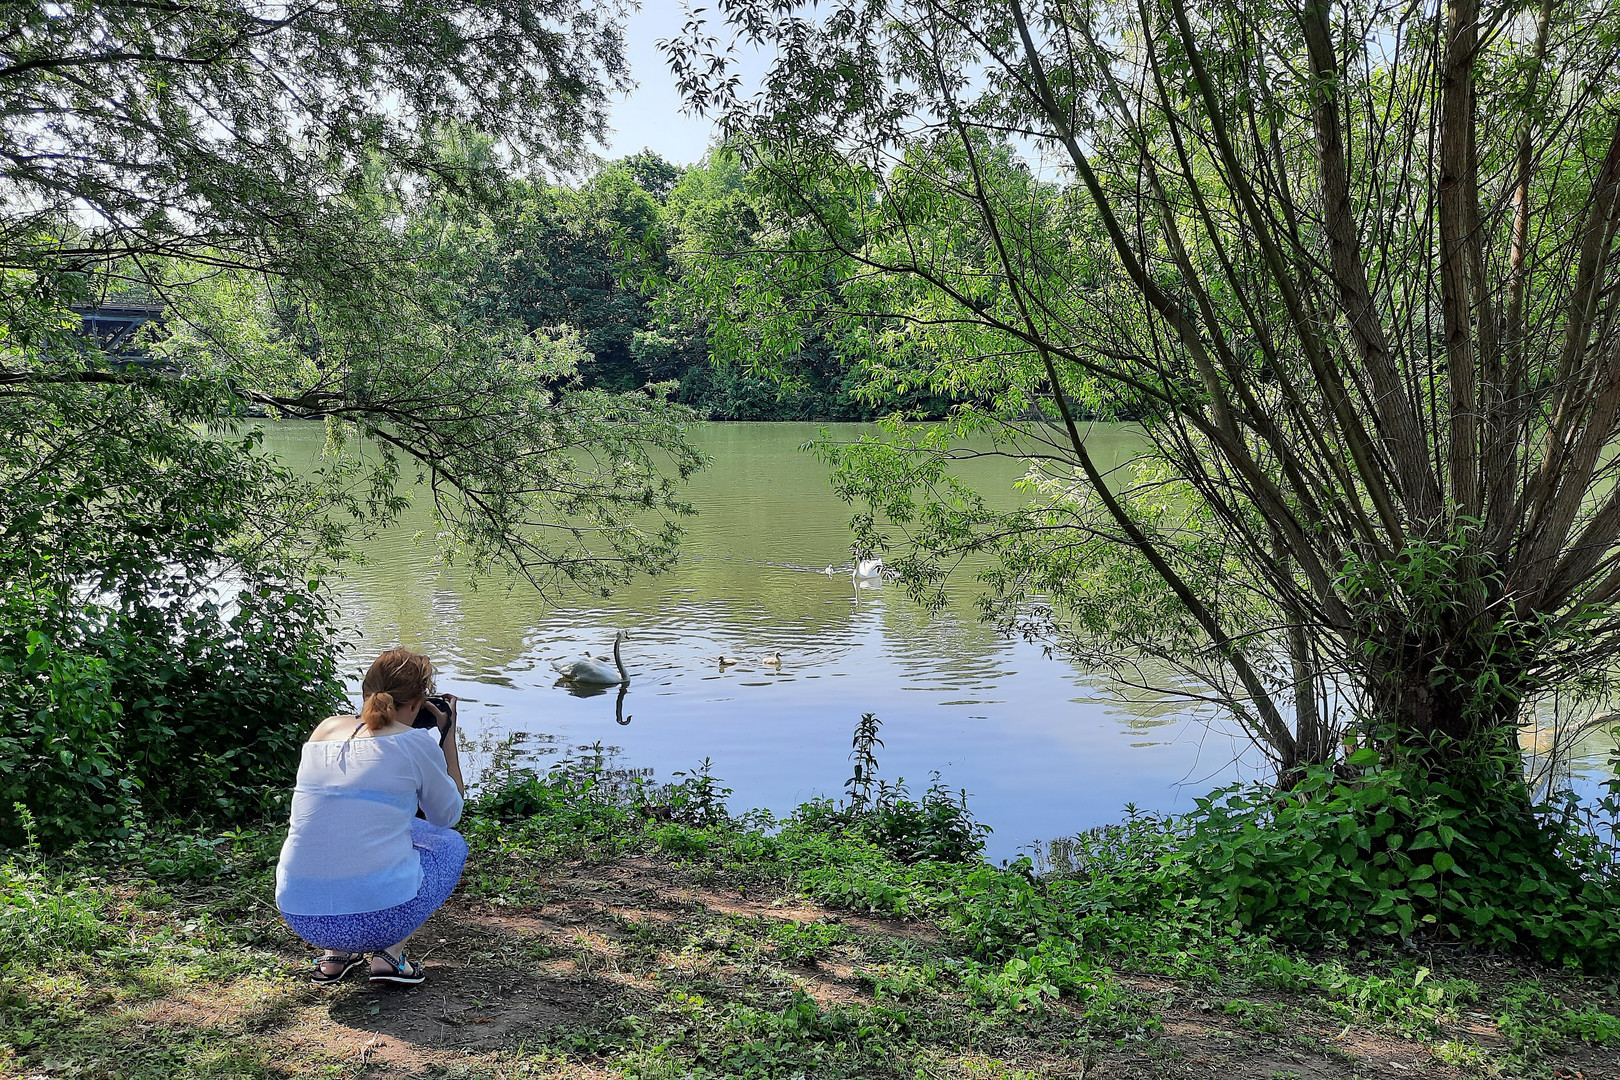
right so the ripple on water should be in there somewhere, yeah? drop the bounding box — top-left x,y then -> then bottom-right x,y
262,420 -> 1272,857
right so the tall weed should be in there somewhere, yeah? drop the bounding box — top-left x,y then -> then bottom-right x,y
0,816 -> 108,962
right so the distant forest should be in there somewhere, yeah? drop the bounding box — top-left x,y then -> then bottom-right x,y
478,149 -> 966,422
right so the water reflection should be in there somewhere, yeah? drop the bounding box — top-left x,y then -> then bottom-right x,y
548,682 -> 636,726
262,421 -> 1267,857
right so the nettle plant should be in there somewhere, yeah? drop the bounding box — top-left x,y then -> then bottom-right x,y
791,712 -> 990,865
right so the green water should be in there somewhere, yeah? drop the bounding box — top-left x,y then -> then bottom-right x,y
261,421 -> 1261,856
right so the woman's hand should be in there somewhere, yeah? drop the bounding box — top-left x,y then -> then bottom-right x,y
421,694 -> 457,737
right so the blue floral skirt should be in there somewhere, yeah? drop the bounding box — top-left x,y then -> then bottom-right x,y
280,820 -> 468,952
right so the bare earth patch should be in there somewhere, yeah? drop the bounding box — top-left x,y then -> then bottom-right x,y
19,850 -> 1620,1079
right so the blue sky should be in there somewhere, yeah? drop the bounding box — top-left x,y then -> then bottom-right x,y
600,3 -> 726,166
598,4 -> 1053,177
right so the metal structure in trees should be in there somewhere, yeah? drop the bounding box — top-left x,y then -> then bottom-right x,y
69,302 -> 165,367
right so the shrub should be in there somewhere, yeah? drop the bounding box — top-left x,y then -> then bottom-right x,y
637,758 -> 734,827
0,618 -> 130,845
1027,758 -> 1620,970
801,710 -> 989,864
0,567 -> 345,847
1164,762 -> 1620,967
786,784 -> 989,867
464,746 -> 641,872
850,777 -> 990,864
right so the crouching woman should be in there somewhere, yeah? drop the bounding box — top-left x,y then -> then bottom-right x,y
275,648 -> 468,986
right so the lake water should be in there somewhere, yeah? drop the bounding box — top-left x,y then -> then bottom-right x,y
259,421 -> 1611,858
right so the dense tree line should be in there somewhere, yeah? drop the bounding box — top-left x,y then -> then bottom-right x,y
452,148 -> 968,422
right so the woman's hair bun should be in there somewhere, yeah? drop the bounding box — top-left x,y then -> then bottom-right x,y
358,648 -> 434,732
361,691 -> 396,732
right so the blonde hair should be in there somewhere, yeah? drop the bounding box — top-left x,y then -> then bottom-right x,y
359,648 -> 435,732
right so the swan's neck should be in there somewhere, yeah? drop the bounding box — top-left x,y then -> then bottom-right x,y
613,633 -> 627,678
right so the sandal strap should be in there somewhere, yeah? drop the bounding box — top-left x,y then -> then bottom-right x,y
315,951 -> 360,967
310,951 -> 363,983
375,949 -> 417,975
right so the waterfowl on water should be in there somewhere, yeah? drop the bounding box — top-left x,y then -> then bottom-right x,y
552,630 -> 629,685
759,652 -> 782,666
853,558 -> 884,580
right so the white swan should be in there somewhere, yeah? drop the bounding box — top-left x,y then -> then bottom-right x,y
552,630 -> 629,685
759,651 -> 782,666
853,558 -> 884,580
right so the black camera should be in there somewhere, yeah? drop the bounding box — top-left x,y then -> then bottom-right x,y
411,694 -> 455,745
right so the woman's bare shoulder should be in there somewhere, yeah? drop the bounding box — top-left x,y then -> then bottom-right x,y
307,714 -> 360,742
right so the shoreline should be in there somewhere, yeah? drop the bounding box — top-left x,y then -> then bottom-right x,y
4,784 -> 1618,1079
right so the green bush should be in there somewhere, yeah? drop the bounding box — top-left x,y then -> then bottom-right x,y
464,750 -> 640,874
0,618 -> 130,845
854,779 -> 990,864
1,381 -> 356,849
1161,762 -> 1620,968
638,758 -> 734,827
1015,760 -> 1620,970
788,779 -> 989,865
0,569 -> 345,848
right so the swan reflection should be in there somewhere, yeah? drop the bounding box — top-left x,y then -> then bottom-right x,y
551,678 -> 633,725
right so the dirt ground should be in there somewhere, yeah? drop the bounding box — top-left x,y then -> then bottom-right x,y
195,854 -> 1618,1080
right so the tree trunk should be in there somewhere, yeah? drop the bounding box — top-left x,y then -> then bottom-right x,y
1366,651 -> 1526,795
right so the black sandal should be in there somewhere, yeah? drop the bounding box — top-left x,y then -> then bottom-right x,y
310,951 -> 365,985
369,949 -> 426,985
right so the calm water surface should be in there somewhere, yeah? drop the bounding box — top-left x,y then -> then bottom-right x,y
261,422 -> 1273,857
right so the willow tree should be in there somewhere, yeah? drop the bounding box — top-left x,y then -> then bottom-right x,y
666,0 -> 1620,788
0,3 -> 703,842
1,0 -> 702,594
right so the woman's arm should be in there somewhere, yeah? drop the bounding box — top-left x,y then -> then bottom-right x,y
414,732 -> 465,828
422,694 -> 466,796
441,725 -> 466,796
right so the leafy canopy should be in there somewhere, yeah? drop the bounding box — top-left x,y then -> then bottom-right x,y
664,0 -> 1620,785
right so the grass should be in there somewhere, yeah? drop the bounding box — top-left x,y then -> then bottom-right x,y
1,780 -> 1618,1079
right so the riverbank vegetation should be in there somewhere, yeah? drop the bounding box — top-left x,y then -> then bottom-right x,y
10,0 -> 1620,1064
5,746 -> 1619,1078
661,0 -> 1620,969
